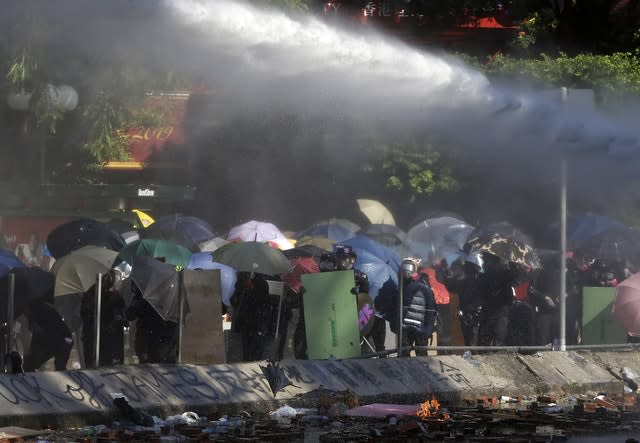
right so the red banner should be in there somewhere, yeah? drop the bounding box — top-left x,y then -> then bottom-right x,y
113,93 -> 189,166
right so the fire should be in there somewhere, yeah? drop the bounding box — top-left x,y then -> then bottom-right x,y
417,395 -> 450,420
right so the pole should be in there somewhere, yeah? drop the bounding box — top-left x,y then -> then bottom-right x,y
5,273 -> 15,372
397,273 -> 404,357
94,273 -> 102,368
177,271 -> 185,363
558,158 -> 567,351
557,86 -> 569,352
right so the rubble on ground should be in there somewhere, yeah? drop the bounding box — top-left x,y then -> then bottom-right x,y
6,390 -> 640,442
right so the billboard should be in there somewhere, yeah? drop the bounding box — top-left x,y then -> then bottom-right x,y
104,92 -> 190,170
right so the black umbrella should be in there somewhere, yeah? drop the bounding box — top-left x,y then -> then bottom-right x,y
469,221 -> 534,247
0,267 -> 55,318
575,226 -> 640,266
465,232 -> 542,269
260,360 -> 293,397
282,244 -> 327,260
130,255 -> 185,323
46,219 -> 126,259
140,214 -> 215,252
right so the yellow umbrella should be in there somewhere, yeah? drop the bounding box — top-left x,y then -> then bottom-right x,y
295,235 -> 334,251
132,209 -> 155,228
357,199 -> 396,226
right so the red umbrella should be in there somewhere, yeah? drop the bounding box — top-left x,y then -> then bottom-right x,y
281,256 -> 320,294
614,272 -> 640,335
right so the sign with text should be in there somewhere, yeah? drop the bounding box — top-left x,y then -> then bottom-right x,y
301,270 -> 360,360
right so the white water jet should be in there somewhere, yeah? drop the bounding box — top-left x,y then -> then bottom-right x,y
163,0 -> 640,161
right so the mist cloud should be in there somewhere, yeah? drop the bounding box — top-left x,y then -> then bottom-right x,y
3,0 -> 640,235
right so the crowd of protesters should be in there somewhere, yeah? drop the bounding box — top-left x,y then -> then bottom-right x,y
0,219 -> 636,372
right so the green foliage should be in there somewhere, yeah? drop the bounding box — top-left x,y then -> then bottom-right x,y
371,140 -> 461,202
477,52 -> 640,103
5,47 -> 37,92
511,8 -> 557,51
82,93 -> 131,163
30,84 -> 66,135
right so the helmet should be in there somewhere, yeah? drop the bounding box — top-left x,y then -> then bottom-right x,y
400,258 -> 419,281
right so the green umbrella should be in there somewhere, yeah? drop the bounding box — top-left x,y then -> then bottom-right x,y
51,245 -> 119,296
118,239 -> 192,268
212,241 -> 292,275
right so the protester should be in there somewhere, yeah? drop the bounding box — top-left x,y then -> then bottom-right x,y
373,276 -> 409,355
23,300 -> 73,372
229,272 -> 291,361
422,266 -> 451,352
436,258 -> 483,347
477,254 -> 517,347
81,269 -> 128,368
126,281 -> 178,364
399,259 -> 437,357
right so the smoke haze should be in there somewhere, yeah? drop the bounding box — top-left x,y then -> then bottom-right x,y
2,0 -> 640,240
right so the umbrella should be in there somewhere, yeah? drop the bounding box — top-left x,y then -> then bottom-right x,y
50,246 -> 119,296
281,256 -> 320,294
470,221 -> 533,247
187,252 -> 237,307
227,220 -> 293,250
357,199 -> 396,225
118,239 -> 192,268
212,241 -> 292,275
0,249 -> 24,279
354,249 -> 398,300
260,360 -> 293,397
46,218 -> 126,259
294,221 -> 358,242
0,267 -> 55,317
465,232 -> 541,269
198,237 -> 230,252
342,234 -> 402,272
293,235 -> 335,251
361,224 -> 407,247
283,244 -> 327,259
132,209 -> 155,228
574,226 -> 640,265
141,214 -> 215,252
568,214 -> 626,246
614,272 -> 640,335
407,216 -> 474,265
130,255 -> 184,322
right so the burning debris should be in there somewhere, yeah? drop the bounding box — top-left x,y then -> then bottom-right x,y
417,395 -> 450,421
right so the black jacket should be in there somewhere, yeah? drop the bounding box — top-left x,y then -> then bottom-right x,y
402,277 -> 437,336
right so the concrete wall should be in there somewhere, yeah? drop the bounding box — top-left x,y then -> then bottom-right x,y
1,349 -> 639,428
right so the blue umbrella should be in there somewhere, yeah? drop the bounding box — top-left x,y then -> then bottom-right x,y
46,218 -> 126,259
294,222 -> 357,242
187,252 -> 237,307
354,249 -> 398,300
568,214 -> 626,247
0,249 -> 25,278
141,214 -> 215,252
341,234 -> 402,272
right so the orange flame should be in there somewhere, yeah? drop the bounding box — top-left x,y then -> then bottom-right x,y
417,395 -> 450,420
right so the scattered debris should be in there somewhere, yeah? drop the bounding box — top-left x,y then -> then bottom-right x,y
15,392 -> 640,442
